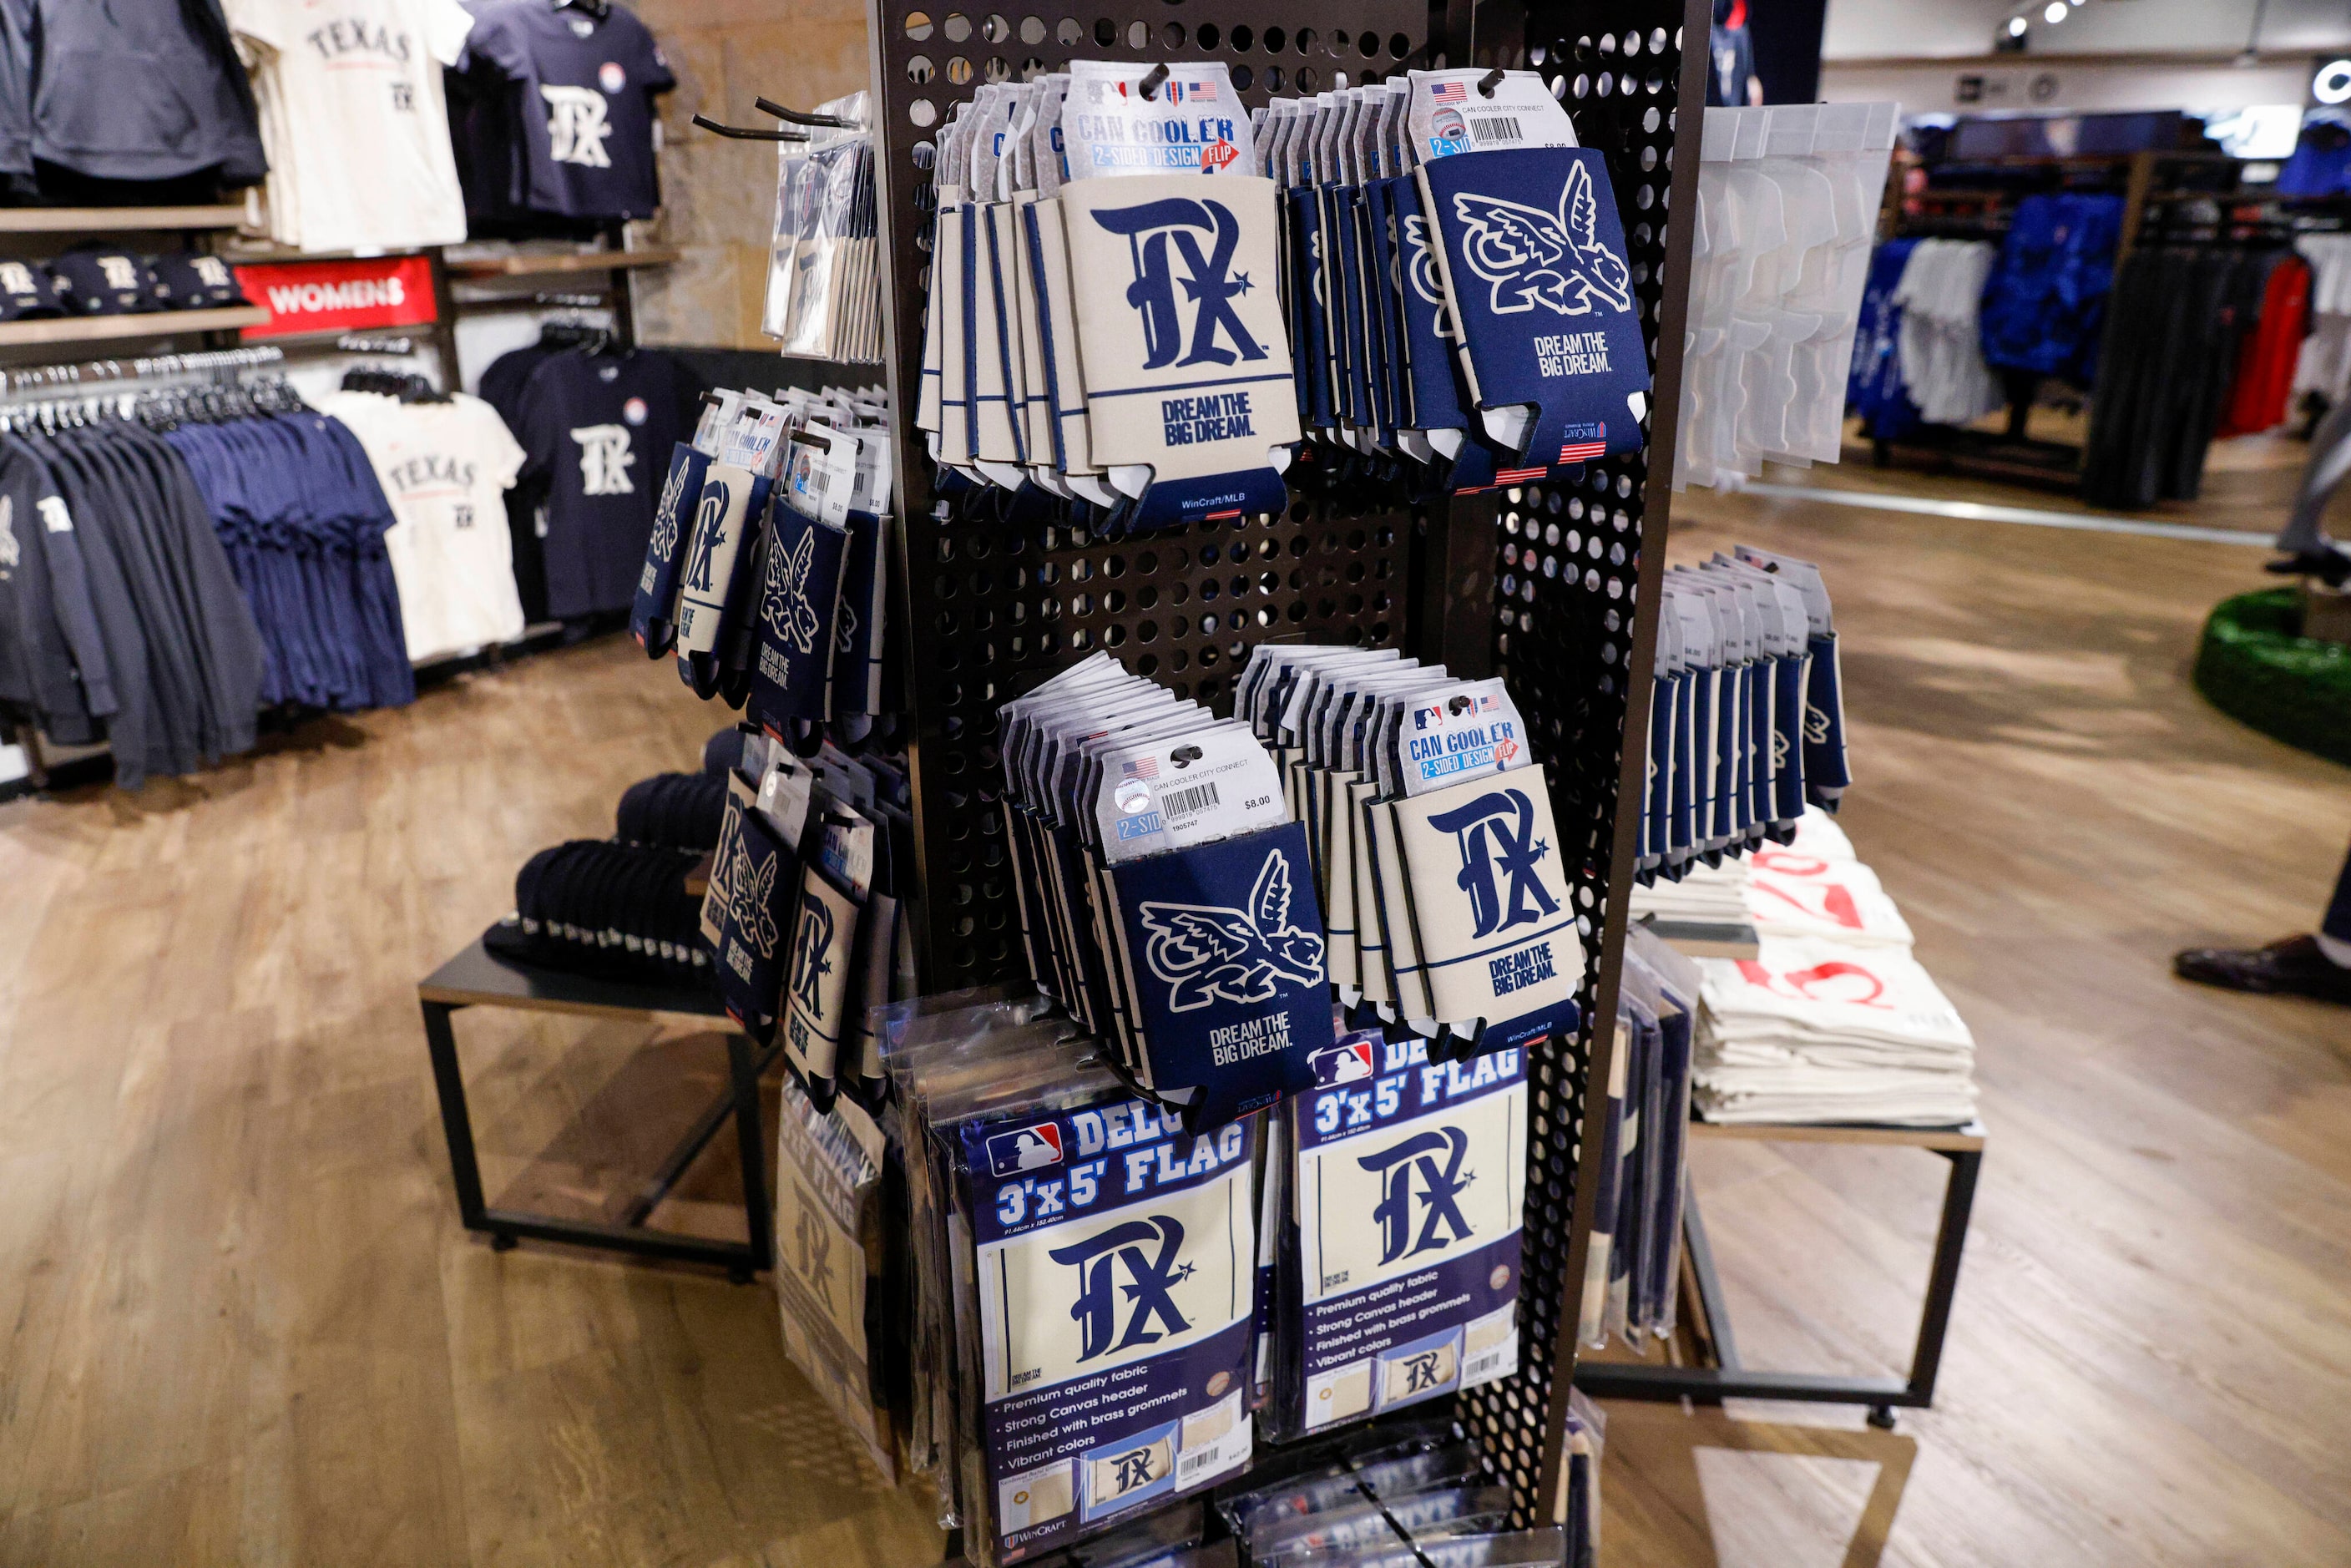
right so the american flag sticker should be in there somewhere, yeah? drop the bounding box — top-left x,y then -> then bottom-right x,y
1558,441 -> 1607,463
1123,756 -> 1160,780
1495,466 -> 1547,484
1429,81 -> 1469,103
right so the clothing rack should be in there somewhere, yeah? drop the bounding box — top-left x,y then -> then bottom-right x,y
2,344 -> 286,395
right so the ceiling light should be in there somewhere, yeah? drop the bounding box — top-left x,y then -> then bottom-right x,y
2043,2 -> 2066,22
2008,15 -> 2028,35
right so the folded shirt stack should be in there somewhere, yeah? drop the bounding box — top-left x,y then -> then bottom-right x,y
1692,934 -> 1976,1127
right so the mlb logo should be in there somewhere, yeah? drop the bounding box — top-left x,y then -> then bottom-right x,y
1414,705 -> 1441,731
1308,1038 -> 1376,1087
986,1122 -> 1064,1176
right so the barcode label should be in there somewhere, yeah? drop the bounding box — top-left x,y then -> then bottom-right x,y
1461,1333 -> 1519,1389
1160,780 -> 1221,819
1175,1423 -> 1251,1486
1468,115 -> 1524,144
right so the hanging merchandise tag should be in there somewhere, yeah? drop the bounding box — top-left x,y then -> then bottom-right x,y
960,1095 -> 1259,1562
705,771 -> 795,1044
1281,1030 -> 1526,1439
1406,68 -> 1580,160
1393,680 -> 1528,797
1092,727 -> 1287,865
1418,144 -> 1651,473
1060,61 -> 1257,177
631,441 -> 711,656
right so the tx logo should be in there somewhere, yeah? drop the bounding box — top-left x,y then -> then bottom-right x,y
762,524 -> 822,655
1428,788 -> 1560,940
683,483 -> 730,594
793,1204 -> 834,1294
1049,1216 -> 1193,1362
1139,849 -> 1326,1012
1358,1126 -> 1475,1266
542,84 -> 614,168
1091,196 -> 1266,371
571,423 -> 635,497
790,890 -> 835,1017
1448,159 -> 1634,317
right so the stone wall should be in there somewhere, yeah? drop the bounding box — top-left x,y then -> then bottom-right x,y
628,0 -> 872,349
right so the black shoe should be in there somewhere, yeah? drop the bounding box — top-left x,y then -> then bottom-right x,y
2174,935 -> 2351,1004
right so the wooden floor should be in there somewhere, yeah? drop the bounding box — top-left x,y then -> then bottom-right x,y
0,448 -> 2346,1564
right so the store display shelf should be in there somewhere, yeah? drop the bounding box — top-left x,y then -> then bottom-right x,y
444,247 -> 681,280
0,306 -> 268,349
0,205 -> 249,234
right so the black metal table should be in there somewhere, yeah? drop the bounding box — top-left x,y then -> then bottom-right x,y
1574,1119 -> 1984,1429
419,938 -> 774,1281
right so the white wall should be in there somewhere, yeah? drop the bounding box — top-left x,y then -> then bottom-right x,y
1825,0 -> 2351,61
1819,54 -> 2316,114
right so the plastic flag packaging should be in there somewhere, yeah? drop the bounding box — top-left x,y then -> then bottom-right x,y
767,92 -> 884,365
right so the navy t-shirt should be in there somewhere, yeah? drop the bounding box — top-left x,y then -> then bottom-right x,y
513,348 -> 701,619
458,0 -> 673,220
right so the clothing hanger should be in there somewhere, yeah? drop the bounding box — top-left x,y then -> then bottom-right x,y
550,0 -> 610,19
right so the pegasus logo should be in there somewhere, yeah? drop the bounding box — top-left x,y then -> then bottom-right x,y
1402,214 -> 1446,308
721,833 -> 781,958
1449,160 -> 1633,317
790,891 -> 835,1016
683,484 -> 730,594
763,526 -> 822,655
1139,850 -> 1326,1012
543,84 -> 614,168
1428,788 -> 1559,940
649,458 -> 694,564
1805,702 -> 1831,746
1049,1216 -> 1194,1362
1358,1126 -> 1475,1265
1091,196 -> 1265,370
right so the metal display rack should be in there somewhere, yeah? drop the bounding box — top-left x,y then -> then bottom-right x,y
858,0 -> 1710,1529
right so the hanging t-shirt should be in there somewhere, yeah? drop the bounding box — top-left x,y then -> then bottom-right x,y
456,0 -> 672,221
321,391 -> 529,662
226,0 -> 475,253
512,348 -> 700,620
28,0 -> 267,185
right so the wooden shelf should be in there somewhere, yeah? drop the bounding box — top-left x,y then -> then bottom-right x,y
0,205 -> 249,234
443,247 -> 681,281
0,306 -> 268,349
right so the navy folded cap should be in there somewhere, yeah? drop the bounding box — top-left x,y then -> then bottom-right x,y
0,258 -> 65,321
149,251 -> 249,311
703,726 -> 747,776
51,246 -> 162,315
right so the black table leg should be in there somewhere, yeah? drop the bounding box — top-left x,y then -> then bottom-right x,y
729,1029 -> 774,1281
422,999 -> 491,1232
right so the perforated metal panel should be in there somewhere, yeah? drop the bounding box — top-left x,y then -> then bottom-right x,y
866,0 -> 1445,989
858,0 -> 1708,1528
1449,0 -> 1709,1520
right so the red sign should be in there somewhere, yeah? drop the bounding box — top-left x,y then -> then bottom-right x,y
230,255 -> 439,339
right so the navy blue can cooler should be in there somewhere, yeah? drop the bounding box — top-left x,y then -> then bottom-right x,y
631,442 -> 709,657
1418,146 -> 1652,469
1108,821 -> 1336,1131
